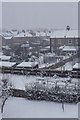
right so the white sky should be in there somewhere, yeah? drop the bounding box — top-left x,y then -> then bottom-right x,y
1,0 -> 79,2
1,1 -> 78,30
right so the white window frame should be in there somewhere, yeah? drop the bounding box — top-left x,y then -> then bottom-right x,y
52,40 -> 54,44
58,39 -> 62,44
68,39 -> 72,44
76,39 -> 78,44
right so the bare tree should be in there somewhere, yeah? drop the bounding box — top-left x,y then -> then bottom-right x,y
1,78 -> 13,113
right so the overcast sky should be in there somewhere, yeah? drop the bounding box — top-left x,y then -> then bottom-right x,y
2,2 -> 78,30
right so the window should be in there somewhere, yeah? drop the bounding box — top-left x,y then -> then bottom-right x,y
68,40 -> 72,44
58,39 -> 62,44
52,40 -> 54,44
76,39 -> 78,44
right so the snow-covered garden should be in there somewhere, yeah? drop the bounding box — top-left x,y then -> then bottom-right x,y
3,97 -> 78,118
1,73 -> 78,90
0,73 -> 79,118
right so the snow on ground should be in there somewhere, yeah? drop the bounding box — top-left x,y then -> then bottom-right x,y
1,74 -> 78,90
1,74 -> 79,90
3,97 -> 78,118
1,74 -> 79,118
1,74 -> 36,90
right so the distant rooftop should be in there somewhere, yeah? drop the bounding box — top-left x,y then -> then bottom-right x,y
0,55 -> 11,60
14,32 -> 32,38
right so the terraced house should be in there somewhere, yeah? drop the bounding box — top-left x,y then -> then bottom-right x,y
50,27 -> 79,55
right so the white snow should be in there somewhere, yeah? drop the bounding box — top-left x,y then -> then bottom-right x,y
45,46 -> 50,49
1,74 -> 78,90
39,63 -> 55,68
73,63 -> 80,69
14,32 -> 25,38
14,32 -> 32,38
17,62 -> 38,68
3,36 -> 12,39
2,46 -> 11,50
59,46 -> 78,52
56,62 -> 73,71
36,32 -> 46,37
2,74 -> 36,90
0,55 -> 11,61
25,32 -> 32,37
50,30 -> 78,38
0,61 -> 16,67
3,97 -> 78,118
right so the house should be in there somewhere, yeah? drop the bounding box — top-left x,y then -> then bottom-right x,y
2,35 -> 13,47
50,29 -> 79,55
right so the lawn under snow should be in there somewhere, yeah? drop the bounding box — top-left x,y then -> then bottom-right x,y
3,97 -> 78,118
1,74 -> 78,90
1,74 -> 79,118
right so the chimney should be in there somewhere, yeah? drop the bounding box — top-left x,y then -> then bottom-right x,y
66,26 -> 70,30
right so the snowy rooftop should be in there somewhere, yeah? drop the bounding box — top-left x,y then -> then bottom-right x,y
2,45 -> 11,50
0,55 -> 11,60
17,62 -> 38,68
14,32 -> 32,38
36,32 -> 46,37
3,36 -> 12,39
73,63 -> 80,69
59,46 -> 78,51
10,30 -> 18,36
2,32 -> 12,37
0,61 -> 16,67
45,46 -> 50,49
50,30 -> 78,38
21,44 -> 29,48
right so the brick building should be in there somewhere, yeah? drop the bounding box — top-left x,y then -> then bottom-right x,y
50,29 -> 79,55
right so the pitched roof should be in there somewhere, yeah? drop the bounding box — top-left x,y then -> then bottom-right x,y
73,63 -> 80,69
17,62 -> 38,68
50,30 -> 78,38
0,61 -> 16,67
